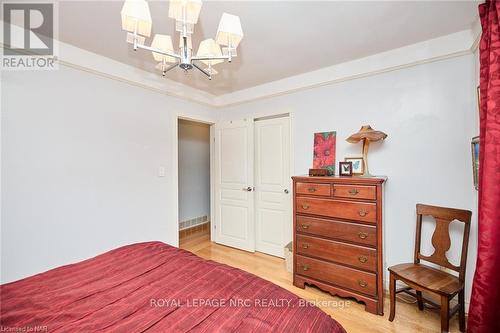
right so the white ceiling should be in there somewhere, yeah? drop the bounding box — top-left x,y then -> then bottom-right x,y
58,1 -> 479,96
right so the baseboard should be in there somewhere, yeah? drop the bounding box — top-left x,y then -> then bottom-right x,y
179,215 -> 209,231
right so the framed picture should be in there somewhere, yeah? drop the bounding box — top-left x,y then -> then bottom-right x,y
339,162 -> 353,176
471,136 -> 479,190
345,157 -> 364,175
313,131 -> 336,175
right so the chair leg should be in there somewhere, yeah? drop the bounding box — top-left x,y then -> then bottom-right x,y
416,290 -> 424,311
458,290 -> 465,332
389,272 -> 396,322
440,295 -> 450,333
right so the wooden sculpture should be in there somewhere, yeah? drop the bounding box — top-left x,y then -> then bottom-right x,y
346,125 -> 387,177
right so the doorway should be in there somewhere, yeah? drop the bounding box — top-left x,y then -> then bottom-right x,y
178,119 -> 212,245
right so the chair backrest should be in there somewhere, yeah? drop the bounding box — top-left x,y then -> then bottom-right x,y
414,203 -> 472,281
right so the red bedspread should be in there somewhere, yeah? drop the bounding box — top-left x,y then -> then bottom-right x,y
1,242 -> 344,332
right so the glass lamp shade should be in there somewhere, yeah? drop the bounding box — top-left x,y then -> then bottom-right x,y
197,38 -> 223,66
215,13 -> 243,48
168,0 -> 203,25
121,0 -> 152,37
151,34 -> 176,63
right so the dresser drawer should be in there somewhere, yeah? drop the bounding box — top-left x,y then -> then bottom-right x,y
296,182 -> 331,197
334,184 -> 376,201
296,197 -> 377,223
296,255 -> 377,296
296,216 -> 377,246
296,234 -> 377,272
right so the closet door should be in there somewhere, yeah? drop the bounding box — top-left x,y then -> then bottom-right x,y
214,119 -> 255,252
254,117 -> 291,258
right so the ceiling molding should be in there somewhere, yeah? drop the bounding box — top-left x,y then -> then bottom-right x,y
57,41 -> 217,107
470,18 -> 482,52
2,21 -> 479,109
213,29 -> 479,107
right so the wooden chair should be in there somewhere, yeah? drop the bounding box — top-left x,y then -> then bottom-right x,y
388,204 -> 471,333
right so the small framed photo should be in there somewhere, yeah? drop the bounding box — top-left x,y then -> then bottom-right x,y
471,136 -> 479,190
339,162 -> 353,176
345,157 -> 364,175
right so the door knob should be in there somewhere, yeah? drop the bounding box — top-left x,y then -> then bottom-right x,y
242,186 -> 253,192
284,189 -> 289,194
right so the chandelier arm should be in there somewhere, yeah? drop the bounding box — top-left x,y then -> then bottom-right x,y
163,63 -> 179,74
192,62 -> 212,80
191,55 -> 231,61
136,43 -> 181,59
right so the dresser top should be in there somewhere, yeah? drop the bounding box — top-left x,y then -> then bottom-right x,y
292,175 -> 387,184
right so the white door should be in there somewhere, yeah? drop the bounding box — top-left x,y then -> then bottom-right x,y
254,117 -> 291,258
214,119 -> 255,252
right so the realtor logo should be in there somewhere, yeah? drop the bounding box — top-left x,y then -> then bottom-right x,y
2,2 -> 58,70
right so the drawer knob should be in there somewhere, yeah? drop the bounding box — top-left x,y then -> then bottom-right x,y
358,256 -> 368,263
302,264 -> 309,271
307,187 -> 317,193
358,232 -> 368,239
302,244 -> 310,249
358,210 -> 368,217
301,204 -> 310,210
358,280 -> 368,288
301,224 -> 310,229
348,188 -> 359,195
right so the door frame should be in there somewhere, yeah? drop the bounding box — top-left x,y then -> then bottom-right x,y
171,113 -> 216,247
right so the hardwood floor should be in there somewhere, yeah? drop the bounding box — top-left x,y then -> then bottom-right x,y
179,222 -> 210,240
180,232 -> 465,333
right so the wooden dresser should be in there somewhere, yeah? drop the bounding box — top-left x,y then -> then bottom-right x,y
292,175 -> 386,315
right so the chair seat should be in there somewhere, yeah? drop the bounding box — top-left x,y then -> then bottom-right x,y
388,263 -> 463,296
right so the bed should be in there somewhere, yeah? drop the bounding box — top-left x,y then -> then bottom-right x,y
0,241 -> 345,332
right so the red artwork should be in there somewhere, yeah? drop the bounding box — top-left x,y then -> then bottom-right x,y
313,131 -> 336,175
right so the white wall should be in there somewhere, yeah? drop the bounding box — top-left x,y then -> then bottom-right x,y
221,54 -> 478,303
1,65 -> 216,283
0,47 -> 479,310
178,119 -> 210,223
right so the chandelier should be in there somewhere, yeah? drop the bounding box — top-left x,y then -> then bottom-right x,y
120,0 -> 243,80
